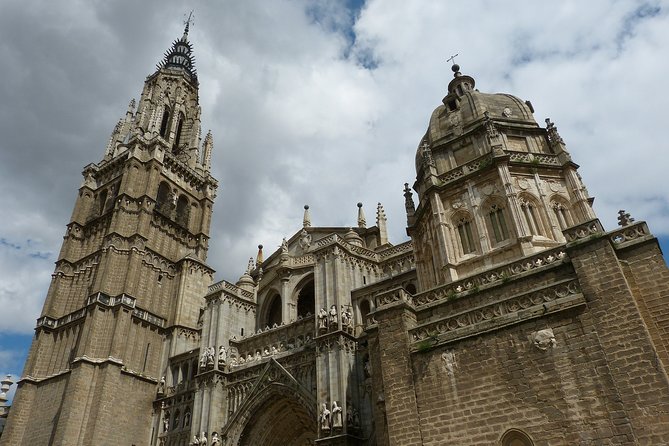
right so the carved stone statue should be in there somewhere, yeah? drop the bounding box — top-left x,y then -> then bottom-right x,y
199,351 -> 208,369
210,432 -> 220,445
320,402 -> 331,431
318,308 -> 328,330
206,347 -> 215,367
329,305 -> 338,327
200,432 -> 208,445
163,411 -> 170,432
341,306 -> 352,329
281,237 -> 288,253
157,376 -> 165,395
218,345 -> 227,367
193,435 -> 200,445
299,229 -> 312,250
331,401 -> 343,428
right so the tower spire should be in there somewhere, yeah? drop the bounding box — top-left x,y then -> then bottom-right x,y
156,15 -> 198,84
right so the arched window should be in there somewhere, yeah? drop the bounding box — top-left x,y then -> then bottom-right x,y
173,112 -> 185,152
405,283 -> 417,295
159,107 -> 170,138
183,408 -> 191,428
176,195 -> 190,227
359,299 -> 371,323
172,409 -> 180,430
98,190 -> 108,216
156,182 -> 171,214
266,294 -> 282,327
296,279 -> 315,318
500,429 -> 534,446
551,199 -> 572,230
519,196 -> 544,236
455,214 -> 477,255
487,202 -> 510,243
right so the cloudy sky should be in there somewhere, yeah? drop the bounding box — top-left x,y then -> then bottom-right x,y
1,0 -> 668,398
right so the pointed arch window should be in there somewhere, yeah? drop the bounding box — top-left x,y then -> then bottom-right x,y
176,195 -> 190,227
156,182 -> 171,214
296,279 -> 315,318
173,111 -> 185,152
159,107 -> 171,138
551,200 -> 572,230
266,294 -> 282,327
456,215 -> 476,255
488,203 -> 509,243
520,197 -> 543,236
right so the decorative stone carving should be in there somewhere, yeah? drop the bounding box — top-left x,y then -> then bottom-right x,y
617,209 -> 635,227
299,229 -> 312,251
441,351 -> 457,376
210,432 -> 220,445
193,435 -> 200,445
281,237 -> 288,253
218,346 -> 227,367
328,305 -> 338,327
157,376 -> 165,395
341,305 -> 352,330
530,328 -> 557,351
331,401 -> 343,428
199,432 -> 208,445
320,402 -> 331,431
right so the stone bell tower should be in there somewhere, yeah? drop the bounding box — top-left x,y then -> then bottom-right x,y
1,21 -> 218,446
406,64 -> 595,291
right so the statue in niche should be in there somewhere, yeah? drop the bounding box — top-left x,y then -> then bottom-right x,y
329,305 -> 338,327
320,402 -> 331,431
331,401 -> 343,428
157,376 -> 165,395
347,403 -> 361,429
163,411 -> 170,432
363,357 -> 372,378
205,347 -> 215,367
341,306 -> 352,329
218,346 -> 227,367
318,308 -> 328,330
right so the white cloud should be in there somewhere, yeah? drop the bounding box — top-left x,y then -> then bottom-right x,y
0,0 -> 668,340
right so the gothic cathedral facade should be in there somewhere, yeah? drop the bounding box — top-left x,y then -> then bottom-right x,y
3,27 -> 669,446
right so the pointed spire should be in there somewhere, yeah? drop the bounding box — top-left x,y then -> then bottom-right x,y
156,16 -> 198,84
357,202 -> 366,228
303,205 -> 312,228
376,203 -> 388,245
202,130 -> 213,171
256,244 -> 264,266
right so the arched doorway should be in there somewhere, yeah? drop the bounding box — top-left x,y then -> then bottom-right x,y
296,278 -> 315,318
224,381 -> 317,446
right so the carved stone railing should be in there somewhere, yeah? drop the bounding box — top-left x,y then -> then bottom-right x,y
410,279 -> 583,347
438,154 -> 493,185
507,151 -> 560,166
412,246 -> 569,308
207,280 -> 254,300
379,241 -> 413,259
228,316 -> 316,368
374,287 -> 413,309
609,221 -> 651,247
36,292 -> 165,330
562,219 -> 604,243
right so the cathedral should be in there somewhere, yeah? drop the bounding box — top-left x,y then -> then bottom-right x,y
3,24 -> 669,446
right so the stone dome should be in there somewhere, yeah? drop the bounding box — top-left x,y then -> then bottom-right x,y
415,69 -> 538,174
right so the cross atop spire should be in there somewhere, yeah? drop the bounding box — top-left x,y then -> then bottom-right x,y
184,10 -> 194,36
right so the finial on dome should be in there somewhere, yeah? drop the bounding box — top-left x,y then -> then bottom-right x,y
447,53 -> 460,77
303,205 -> 312,228
256,244 -> 264,266
357,202 -> 366,228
